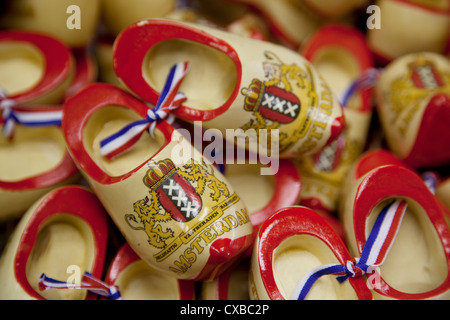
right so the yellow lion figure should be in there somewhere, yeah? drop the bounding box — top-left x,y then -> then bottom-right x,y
125,192 -> 174,249
179,159 -> 230,202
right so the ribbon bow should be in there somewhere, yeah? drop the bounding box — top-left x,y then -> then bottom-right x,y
291,199 -> 408,300
340,68 -> 382,107
99,61 -> 189,160
38,272 -> 121,300
0,90 -> 63,140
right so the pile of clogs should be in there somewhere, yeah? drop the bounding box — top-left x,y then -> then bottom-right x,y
0,0 -> 449,300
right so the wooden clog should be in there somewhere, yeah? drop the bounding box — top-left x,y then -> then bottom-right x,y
105,243 -> 196,300
62,83 -> 253,281
375,52 -> 450,169
296,23 -> 375,213
113,18 -> 345,160
0,30 -> 74,105
249,206 -> 372,300
0,186 -> 109,300
368,0 -> 450,63
0,105 -> 79,221
339,149 -> 450,299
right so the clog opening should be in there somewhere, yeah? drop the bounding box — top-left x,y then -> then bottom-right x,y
83,105 -> 166,177
224,163 -> 275,214
312,47 -> 360,108
273,234 -> 358,300
367,198 -> 448,296
0,42 -> 44,96
142,39 -> 237,111
26,214 -> 95,300
0,126 -> 66,182
114,260 -> 180,300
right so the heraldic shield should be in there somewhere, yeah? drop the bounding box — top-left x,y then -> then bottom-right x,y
242,79 -> 301,124
143,159 -> 202,223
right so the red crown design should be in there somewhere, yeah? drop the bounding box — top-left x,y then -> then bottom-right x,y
241,79 -> 265,112
143,159 -> 176,189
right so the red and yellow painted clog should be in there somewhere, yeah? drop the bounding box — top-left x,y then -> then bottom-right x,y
249,206 -> 372,300
368,0 -> 450,63
0,30 -> 74,105
104,243 -> 196,300
113,18 -> 345,160
62,83 -> 253,281
0,186 -> 109,300
296,23 -> 375,214
375,52 -> 450,169
339,149 -> 450,300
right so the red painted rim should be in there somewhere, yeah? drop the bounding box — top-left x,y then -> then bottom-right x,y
113,19 -> 242,121
62,82 -> 173,185
14,186 -> 109,300
353,164 -> 450,299
257,206 -> 372,300
0,105 -> 78,191
0,31 -> 73,104
302,23 -> 375,112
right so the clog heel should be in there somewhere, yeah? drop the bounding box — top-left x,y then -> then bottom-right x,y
104,243 -> 195,300
0,186 -> 109,300
113,18 -> 345,160
0,105 -> 79,221
0,30 -> 74,105
368,0 -> 450,63
296,23 -> 375,214
249,206 -> 372,300
339,149 -> 450,300
62,83 -> 253,281
375,52 -> 450,169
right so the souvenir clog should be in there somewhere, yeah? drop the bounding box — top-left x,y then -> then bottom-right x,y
300,0 -> 362,19
368,0 -> 450,63
100,0 -> 178,36
0,0 -> 101,48
0,186 -> 109,300
339,149 -> 450,300
249,206 -> 372,300
62,83 -> 253,281
104,243 -> 196,300
113,18 -> 345,160
0,105 -> 80,222
201,258 -> 251,300
224,0 -> 321,48
296,23 -> 375,214
0,30 -> 74,105
375,52 -> 450,169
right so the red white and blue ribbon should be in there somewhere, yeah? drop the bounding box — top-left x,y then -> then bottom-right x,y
291,199 -> 408,300
1,90 -> 63,140
99,61 -> 189,160
38,272 -> 121,300
340,68 -> 382,107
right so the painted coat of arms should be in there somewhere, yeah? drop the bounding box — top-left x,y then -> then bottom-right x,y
125,158 -> 230,250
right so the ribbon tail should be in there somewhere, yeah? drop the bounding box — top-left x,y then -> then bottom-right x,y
38,272 -> 121,300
